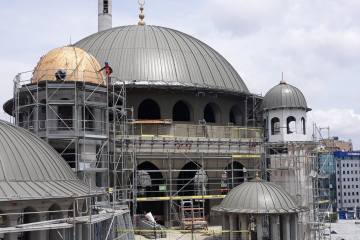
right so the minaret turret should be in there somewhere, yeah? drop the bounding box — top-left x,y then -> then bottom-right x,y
262,80 -> 311,142
98,0 -> 112,32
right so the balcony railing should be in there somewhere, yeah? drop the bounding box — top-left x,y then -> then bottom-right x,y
129,122 -> 262,139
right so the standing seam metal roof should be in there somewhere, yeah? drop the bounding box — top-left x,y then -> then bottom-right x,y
74,25 -> 249,94
262,82 -> 310,111
0,120 -> 100,201
212,180 -> 305,214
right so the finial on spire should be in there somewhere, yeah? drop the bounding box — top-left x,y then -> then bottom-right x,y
280,72 -> 287,84
138,0 -> 146,26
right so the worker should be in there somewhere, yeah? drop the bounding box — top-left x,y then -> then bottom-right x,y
98,62 -> 113,83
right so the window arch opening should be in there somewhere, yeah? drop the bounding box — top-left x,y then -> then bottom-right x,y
204,103 -> 220,123
301,117 -> 306,135
138,99 -> 161,120
271,117 -> 280,135
287,116 -> 296,134
173,101 -> 191,121
229,105 -> 243,125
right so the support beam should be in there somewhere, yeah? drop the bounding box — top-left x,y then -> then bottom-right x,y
222,214 -> 230,240
256,216 -> 263,240
281,215 -> 291,240
270,215 -> 280,240
239,215 -> 248,240
290,214 -> 298,240
229,214 -> 238,240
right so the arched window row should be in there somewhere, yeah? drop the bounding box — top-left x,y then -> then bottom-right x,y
138,99 -> 243,124
270,116 -> 306,135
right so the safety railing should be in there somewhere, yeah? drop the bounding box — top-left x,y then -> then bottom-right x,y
130,123 -> 262,139
18,119 -> 109,136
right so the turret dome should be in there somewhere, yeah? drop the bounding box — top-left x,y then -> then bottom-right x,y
32,46 -> 105,85
262,81 -> 310,111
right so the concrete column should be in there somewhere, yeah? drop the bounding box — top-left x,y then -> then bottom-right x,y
281,215 -> 291,240
229,214 -> 238,240
4,214 -> 19,240
239,215 -> 248,240
270,215 -> 280,240
256,216 -> 263,240
222,214 -> 230,240
290,214 -> 298,240
38,214 -> 47,240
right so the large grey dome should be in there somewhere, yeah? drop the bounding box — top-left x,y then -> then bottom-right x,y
75,25 -> 249,94
0,121 -> 99,201
262,81 -> 310,111
212,179 -> 304,214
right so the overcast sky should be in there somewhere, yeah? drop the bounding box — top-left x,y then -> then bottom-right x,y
1,0 -> 360,147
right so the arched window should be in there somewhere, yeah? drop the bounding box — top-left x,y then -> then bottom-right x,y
178,162 -> 207,196
22,207 -> 40,240
204,103 -> 220,123
301,117 -> 306,135
58,98 -> 73,129
287,116 -> 296,134
173,101 -> 191,121
229,105 -> 243,125
132,161 -> 165,222
271,117 -> 280,135
138,99 -> 161,119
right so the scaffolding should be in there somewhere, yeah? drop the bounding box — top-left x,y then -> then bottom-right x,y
11,69 -> 276,235
10,70 -> 134,239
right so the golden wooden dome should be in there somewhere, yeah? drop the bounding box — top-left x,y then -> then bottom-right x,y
32,46 -> 105,85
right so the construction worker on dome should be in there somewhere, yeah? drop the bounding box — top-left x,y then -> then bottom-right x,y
98,62 -> 113,83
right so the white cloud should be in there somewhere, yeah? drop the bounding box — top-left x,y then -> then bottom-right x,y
308,109 -> 360,147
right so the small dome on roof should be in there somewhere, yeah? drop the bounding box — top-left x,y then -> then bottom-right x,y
212,179 -> 304,214
32,46 -> 105,85
262,81 -> 310,111
0,120 -> 101,201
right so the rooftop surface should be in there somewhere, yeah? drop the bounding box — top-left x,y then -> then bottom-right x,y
325,220 -> 360,240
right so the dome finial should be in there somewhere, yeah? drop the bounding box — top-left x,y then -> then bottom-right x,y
280,72 -> 287,84
138,0 -> 146,26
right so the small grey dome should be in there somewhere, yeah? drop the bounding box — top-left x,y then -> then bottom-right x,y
212,179 -> 304,214
262,81 -> 310,111
0,120 -> 100,201
75,25 -> 249,94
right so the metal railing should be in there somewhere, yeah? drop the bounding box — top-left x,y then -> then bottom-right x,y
130,123 -> 262,139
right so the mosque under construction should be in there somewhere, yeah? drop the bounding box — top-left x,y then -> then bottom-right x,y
0,1 -> 331,239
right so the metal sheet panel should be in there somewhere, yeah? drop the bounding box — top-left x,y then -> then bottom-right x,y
212,180 -> 305,214
262,82 -> 309,111
75,25 -> 249,94
0,121 -> 102,201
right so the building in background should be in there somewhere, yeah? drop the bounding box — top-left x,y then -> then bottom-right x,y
321,137 -> 353,152
335,151 -> 360,219
317,137 -> 354,214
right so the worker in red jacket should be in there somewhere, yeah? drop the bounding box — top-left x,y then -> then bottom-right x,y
98,62 -> 113,83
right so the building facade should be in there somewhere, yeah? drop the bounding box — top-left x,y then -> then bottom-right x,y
335,151 -> 360,219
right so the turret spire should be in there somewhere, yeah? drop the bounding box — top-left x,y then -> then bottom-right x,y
138,0 -> 146,26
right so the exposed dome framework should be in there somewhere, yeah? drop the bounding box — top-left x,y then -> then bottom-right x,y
32,46 -> 105,85
75,25 -> 249,94
0,120 -> 99,201
262,81 -> 310,111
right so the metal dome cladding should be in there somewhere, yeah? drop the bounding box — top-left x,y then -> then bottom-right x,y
75,25 -> 249,94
